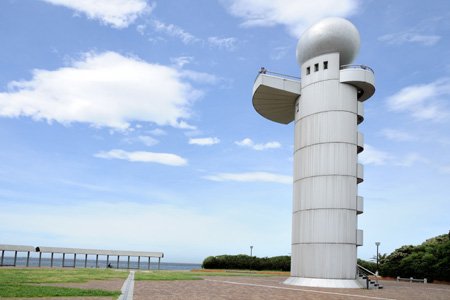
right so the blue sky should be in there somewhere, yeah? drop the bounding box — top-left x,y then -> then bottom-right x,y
0,0 -> 449,264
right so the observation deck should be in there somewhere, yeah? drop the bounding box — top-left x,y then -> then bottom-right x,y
340,65 -> 375,102
252,71 -> 301,124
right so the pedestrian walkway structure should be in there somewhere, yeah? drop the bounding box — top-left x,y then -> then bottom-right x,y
252,18 -> 375,288
0,244 -> 164,270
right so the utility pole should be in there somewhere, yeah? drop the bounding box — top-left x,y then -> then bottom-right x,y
375,242 -> 380,274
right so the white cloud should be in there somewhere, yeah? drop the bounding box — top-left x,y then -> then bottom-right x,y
359,145 -> 427,168
0,51 -> 205,130
137,135 -> 159,146
95,149 -> 187,166
189,137 -> 220,146
180,70 -> 219,85
271,46 -> 290,61
378,31 -> 441,46
235,138 -> 281,150
152,20 -> 200,44
439,165 -> 450,174
379,33 -> 441,46
395,153 -> 428,167
358,144 -> 392,166
149,128 -> 166,136
123,135 -> 159,146
170,56 -> 194,68
136,24 -> 147,35
208,37 -> 237,51
222,0 -> 359,37
0,200 -> 290,262
381,128 -> 416,142
387,78 -> 450,121
204,172 -> 292,184
41,0 -> 153,28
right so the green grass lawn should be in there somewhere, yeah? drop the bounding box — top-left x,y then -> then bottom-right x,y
0,284 -> 121,298
134,270 -> 277,281
0,268 -> 128,284
0,268 -> 127,298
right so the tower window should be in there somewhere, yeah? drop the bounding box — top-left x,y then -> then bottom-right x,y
306,67 -> 310,75
314,63 -> 319,72
324,61 -> 328,69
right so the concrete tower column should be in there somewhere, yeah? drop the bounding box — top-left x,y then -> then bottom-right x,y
252,17 -> 375,288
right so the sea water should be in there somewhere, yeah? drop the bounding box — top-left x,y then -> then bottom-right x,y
1,256 -> 201,270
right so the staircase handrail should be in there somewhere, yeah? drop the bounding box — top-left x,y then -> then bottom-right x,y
357,264 -> 377,276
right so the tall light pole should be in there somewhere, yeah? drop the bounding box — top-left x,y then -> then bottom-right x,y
250,246 -> 253,257
375,242 -> 380,273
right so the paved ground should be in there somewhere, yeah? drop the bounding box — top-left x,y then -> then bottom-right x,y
6,275 -> 450,299
133,276 -> 450,300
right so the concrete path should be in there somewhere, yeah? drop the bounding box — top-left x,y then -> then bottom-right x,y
118,271 -> 135,300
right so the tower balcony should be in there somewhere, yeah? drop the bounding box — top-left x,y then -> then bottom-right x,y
357,102 -> 364,124
252,71 -> 301,124
340,65 -> 375,102
357,196 -> 363,214
357,132 -> 364,154
357,163 -> 364,184
356,229 -> 363,246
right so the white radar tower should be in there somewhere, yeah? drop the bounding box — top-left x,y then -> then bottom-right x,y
252,18 -> 375,288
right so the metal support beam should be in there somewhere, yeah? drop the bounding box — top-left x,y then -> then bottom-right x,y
14,251 -> 17,266
0,250 -> 4,266
127,256 -> 130,269
62,253 -> 65,267
148,257 -> 150,270
51,252 -> 54,267
26,251 -> 30,267
85,254 -> 88,268
74,253 -> 77,268
39,252 -> 42,267
158,257 -> 161,270
137,256 -> 140,269
117,255 -> 120,269
96,254 -> 99,268
107,255 -> 110,267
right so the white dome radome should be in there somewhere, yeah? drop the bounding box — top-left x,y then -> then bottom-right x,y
296,18 -> 360,66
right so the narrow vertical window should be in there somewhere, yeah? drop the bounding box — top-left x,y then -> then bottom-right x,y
306,67 -> 310,75
324,61 -> 328,69
314,63 -> 319,72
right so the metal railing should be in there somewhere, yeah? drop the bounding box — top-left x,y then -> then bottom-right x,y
340,64 -> 375,74
255,68 -> 300,82
397,276 -> 427,284
357,264 -> 380,289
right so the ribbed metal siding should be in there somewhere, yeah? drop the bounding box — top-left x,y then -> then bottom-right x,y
292,53 -> 359,280
292,244 -> 357,278
293,176 -> 357,211
292,210 -> 357,243
294,143 -> 357,179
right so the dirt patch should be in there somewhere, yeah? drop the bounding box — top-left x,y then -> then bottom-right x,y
40,279 -> 123,291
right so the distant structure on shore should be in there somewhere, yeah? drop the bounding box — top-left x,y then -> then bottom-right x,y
0,244 -> 164,270
252,18 -> 375,288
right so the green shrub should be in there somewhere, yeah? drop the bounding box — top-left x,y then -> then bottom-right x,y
202,254 -> 290,271
380,234 -> 450,281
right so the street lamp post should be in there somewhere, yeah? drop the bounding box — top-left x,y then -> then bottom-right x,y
375,242 -> 380,274
250,246 -> 253,257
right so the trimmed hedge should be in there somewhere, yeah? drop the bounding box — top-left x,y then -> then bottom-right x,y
202,255 -> 290,271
